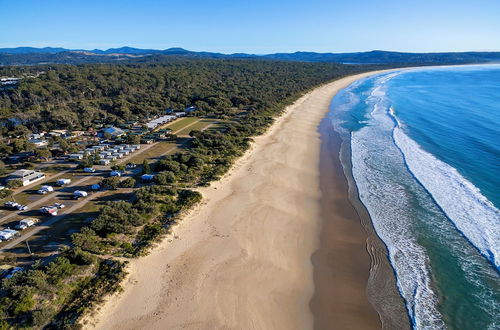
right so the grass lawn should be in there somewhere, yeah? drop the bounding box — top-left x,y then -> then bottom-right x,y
207,122 -> 228,133
177,118 -> 219,135
126,142 -> 178,164
164,117 -> 199,132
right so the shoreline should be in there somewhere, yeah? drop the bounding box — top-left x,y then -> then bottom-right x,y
85,71 -> 402,330
312,111 -> 410,329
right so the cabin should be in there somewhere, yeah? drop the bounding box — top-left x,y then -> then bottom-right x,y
28,139 -> 49,148
68,153 -> 84,161
7,151 -> 34,163
100,126 -> 125,138
48,130 -> 69,138
6,169 -> 45,186
146,115 -> 177,130
99,158 -> 111,165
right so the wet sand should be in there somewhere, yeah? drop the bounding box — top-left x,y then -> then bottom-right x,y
311,114 -> 410,329
86,71 -> 407,330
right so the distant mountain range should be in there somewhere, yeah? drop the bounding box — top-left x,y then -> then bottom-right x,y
1,46 -> 500,66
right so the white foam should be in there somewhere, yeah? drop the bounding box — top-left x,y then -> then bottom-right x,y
351,128 -> 445,329
393,127 -> 500,271
349,74 -> 446,328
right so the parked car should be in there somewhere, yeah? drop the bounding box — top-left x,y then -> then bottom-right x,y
4,201 -> 19,210
37,185 -> 54,194
16,204 -> 28,211
110,171 -> 122,177
53,203 -> 65,209
40,205 -> 58,216
83,167 -> 96,173
73,190 -> 88,199
15,218 -> 38,230
91,184 -> 101,190
126,163 -> 137,169
3,200 -> 27,210
56,178 -> 71,186
0,229 -> 19,241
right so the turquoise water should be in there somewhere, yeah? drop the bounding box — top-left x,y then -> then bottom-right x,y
329,65 -> 500,329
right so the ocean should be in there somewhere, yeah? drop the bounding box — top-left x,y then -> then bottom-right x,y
329,65 -> 500,329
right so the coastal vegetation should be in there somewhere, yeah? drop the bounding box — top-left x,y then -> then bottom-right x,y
0,59 -> 380,328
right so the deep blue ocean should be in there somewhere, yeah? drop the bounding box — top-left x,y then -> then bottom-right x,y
330,65 -> 500,329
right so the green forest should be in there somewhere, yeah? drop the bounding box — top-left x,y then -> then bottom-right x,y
0,59 -> 380,132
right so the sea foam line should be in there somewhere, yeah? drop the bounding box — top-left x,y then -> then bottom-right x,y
392,121 -> 500,271
349,77 -> 445,329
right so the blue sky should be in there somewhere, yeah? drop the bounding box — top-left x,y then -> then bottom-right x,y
1,0 -> 499,53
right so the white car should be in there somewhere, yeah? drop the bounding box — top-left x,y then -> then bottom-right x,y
83,167 -> 96,173
16,204 -> 28,211
56,178 -> 71,186
4,201 -> 19,209
73,190 -> 88,199
53,203 -> 65,209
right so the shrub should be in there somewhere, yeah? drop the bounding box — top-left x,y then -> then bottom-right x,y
111,164 -> 126,172
100,176 -> 121,189
66,247 -> 97,265
120,177 -> 136,188
0,189 -> 13,199
6,179 -> 22,189
45,257 -> 75,284
71,227 -> 100,253
155,171 -> 176,185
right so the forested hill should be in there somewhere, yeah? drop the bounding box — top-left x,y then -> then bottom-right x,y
0,59 -> 381,132
1,47 -> 499,65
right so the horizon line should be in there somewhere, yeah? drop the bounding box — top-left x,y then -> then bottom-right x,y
1,46 -> 500,56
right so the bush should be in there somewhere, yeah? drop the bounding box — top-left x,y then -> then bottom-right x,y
91,201 -> 143,235
66,247 -> 97,265
154,171 -> 176,185
6,179 -> 22,189
0,320 -> 10,330
120,177 -> 136,188
71,227 -> 100,253
31,305 -> 56,327
45,257 -> 75,284
11,294 -> 35,316
100,176 -> 120,189
111,164 -> 126,172
142,160 -> 151,174
177,190 -> 202,210
0,189 -> 13,199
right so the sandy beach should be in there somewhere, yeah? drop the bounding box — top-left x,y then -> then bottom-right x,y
86,71 -> 401,330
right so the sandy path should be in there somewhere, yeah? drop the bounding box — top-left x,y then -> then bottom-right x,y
86,71 -> 392,330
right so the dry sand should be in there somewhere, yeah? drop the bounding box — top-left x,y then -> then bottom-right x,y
87,71 -> 399,330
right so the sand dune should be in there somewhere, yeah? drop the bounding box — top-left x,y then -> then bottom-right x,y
87,71 -> 393,330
